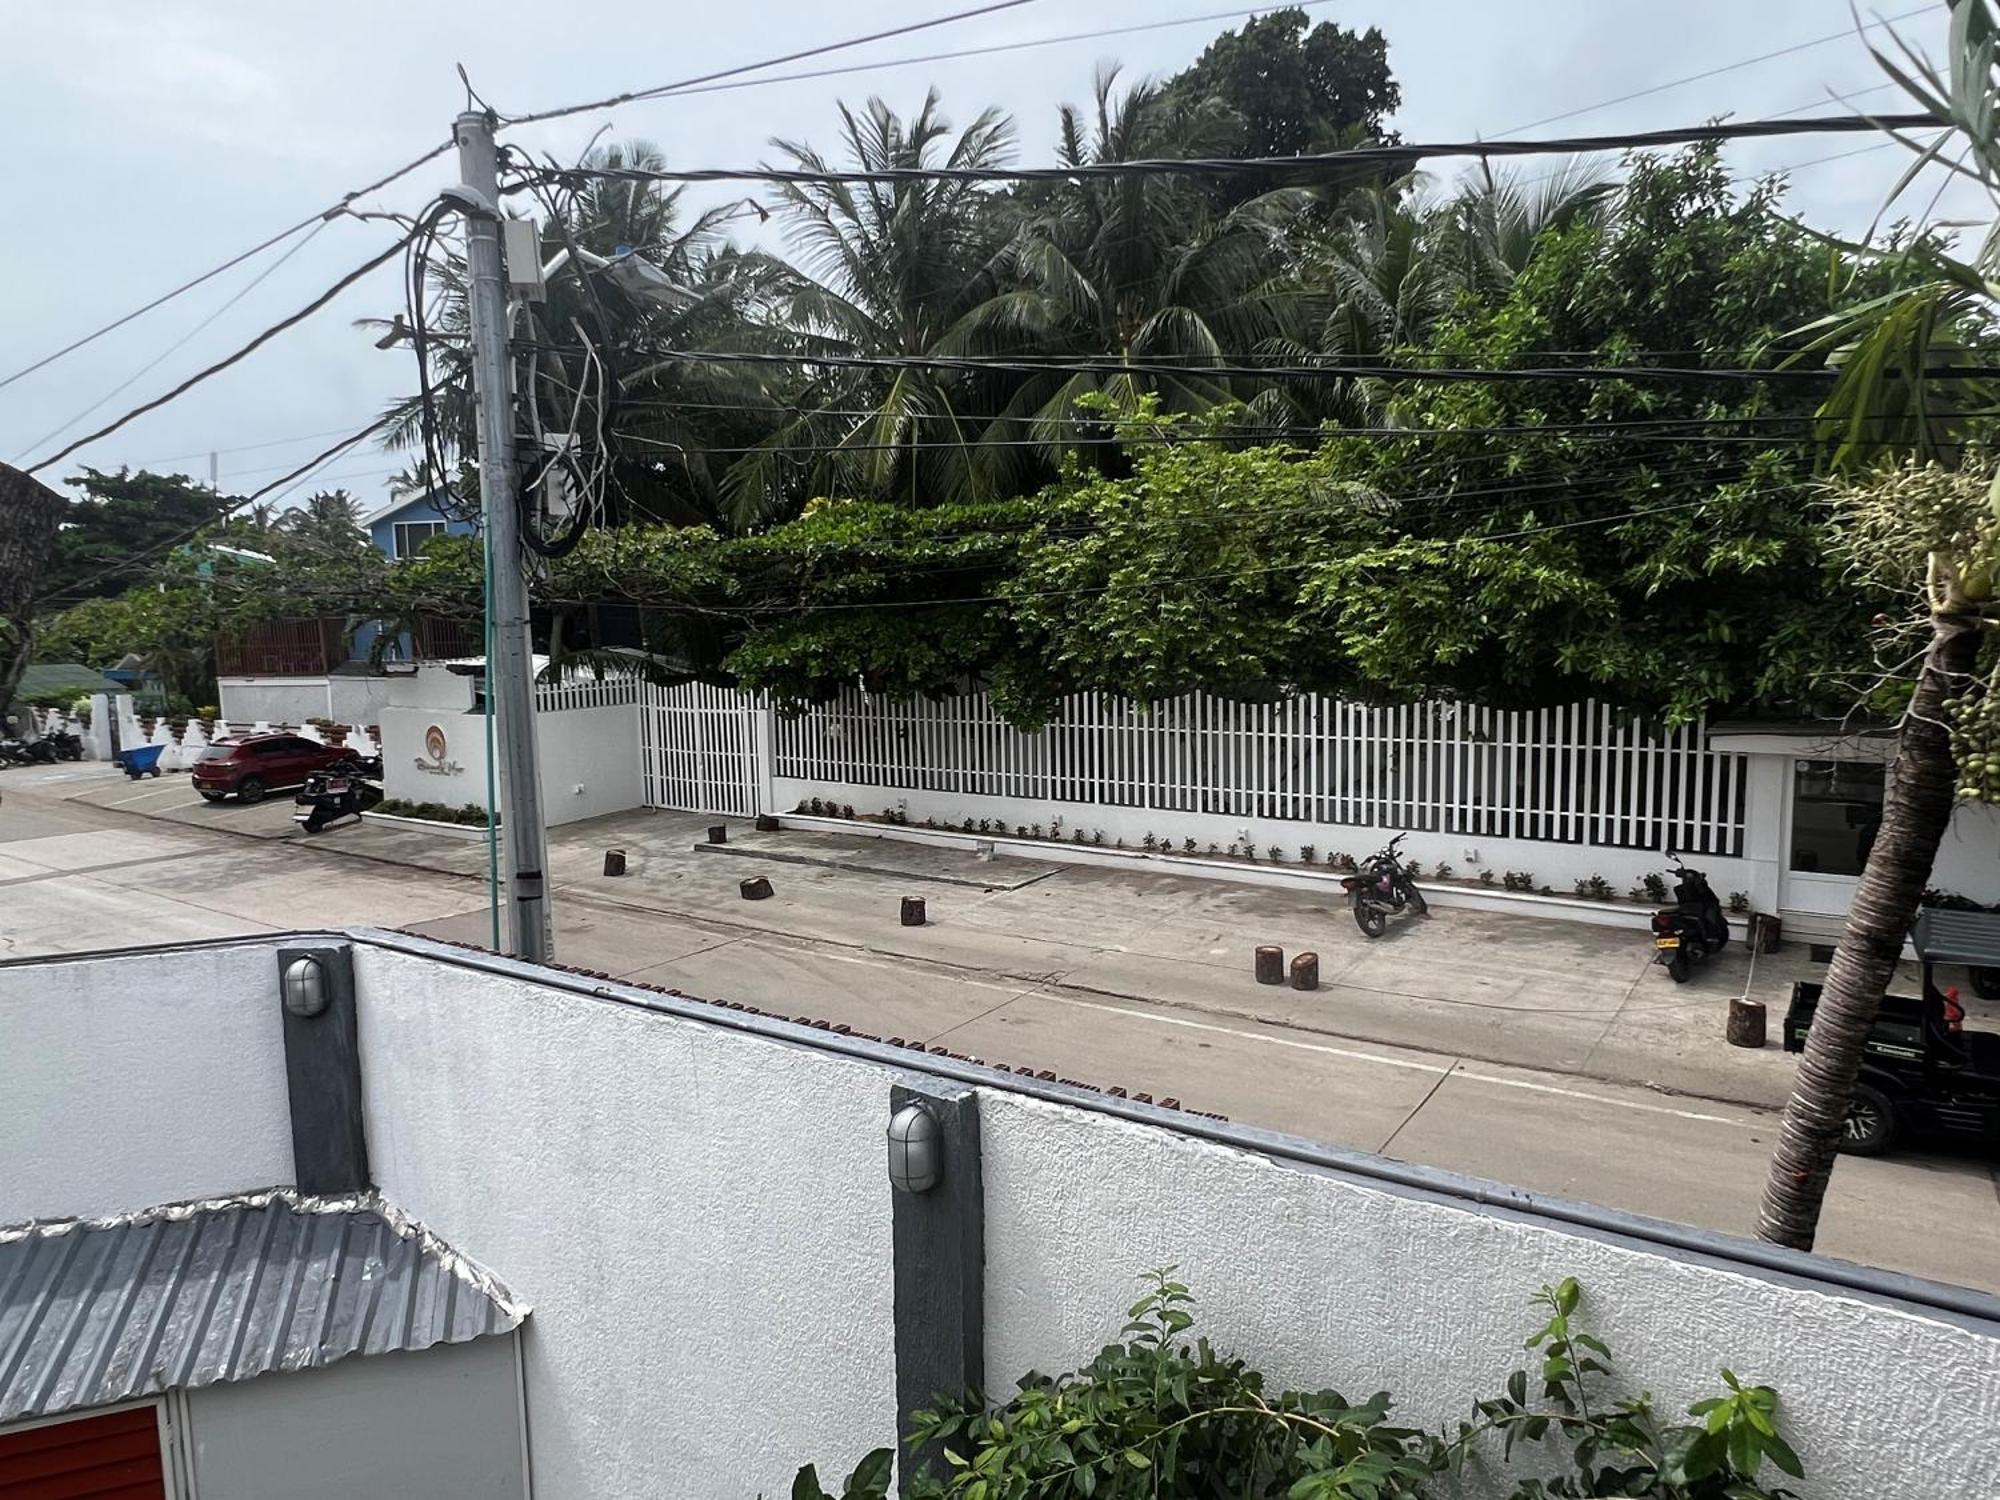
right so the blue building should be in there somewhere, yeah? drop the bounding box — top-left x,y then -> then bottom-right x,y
364,490 -> 478,559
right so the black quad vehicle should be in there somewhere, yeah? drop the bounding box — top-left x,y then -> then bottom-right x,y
1783,908 -> 2000,1156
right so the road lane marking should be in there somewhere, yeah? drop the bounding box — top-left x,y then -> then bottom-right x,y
1043,991 -> 1754,1128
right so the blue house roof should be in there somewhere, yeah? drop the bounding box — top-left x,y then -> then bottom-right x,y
366,489 -> 478,559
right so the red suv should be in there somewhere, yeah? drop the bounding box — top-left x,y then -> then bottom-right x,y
192,733 -> 352,803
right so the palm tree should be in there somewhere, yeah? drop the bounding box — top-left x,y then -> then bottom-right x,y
939,68 -> 1311,492
279,490 -> 367,551
717,92 -> 1018,523
1756,0 -> 2000,1252
1444,158 -> 1617,298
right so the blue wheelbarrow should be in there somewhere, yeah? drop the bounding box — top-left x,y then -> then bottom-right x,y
116,744 -> 165,779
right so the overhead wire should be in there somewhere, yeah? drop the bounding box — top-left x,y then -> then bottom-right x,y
0,139 -> 452,394
501,0 -> 1046,127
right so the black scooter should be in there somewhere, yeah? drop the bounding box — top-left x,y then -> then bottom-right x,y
292,758 -> 384,833
45,730 -> 83,761
1649,855 -> 1728,982
0,737 -> 54,767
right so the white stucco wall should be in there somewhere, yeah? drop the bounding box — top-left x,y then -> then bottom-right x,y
381,701 -> 640,826
350,946 -> 899,1500
980,1091 -> 2000,1500
1932,800 -> 2000,903
0,943 -> 293,1220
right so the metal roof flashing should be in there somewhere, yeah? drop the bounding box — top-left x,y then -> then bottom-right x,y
1915,908 -> 2000,969
0,1188 -> 526,1424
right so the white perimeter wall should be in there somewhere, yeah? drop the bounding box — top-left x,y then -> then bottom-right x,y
8,935 -> 1998,1499
351,945 -> 898,1500
380,703 -> 641,826
0,942 -> 293,1221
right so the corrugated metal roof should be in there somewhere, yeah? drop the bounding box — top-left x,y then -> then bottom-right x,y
1916,907 -> 2000,968
0,1190 -> 526,1423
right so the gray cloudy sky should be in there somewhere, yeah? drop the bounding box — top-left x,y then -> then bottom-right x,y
0,1 -> 1976,515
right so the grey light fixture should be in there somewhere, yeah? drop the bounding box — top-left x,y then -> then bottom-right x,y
887,1103 -> 943,1194
281,955 -> 329,1018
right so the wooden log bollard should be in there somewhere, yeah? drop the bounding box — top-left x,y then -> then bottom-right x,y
708,824 -> 728,844
1254,945 -> 1285,985
602,849 -> 626,877
740,876 -> 773,901
1290,952 -> 1319,991
1750,912 -> 1782,954
755,814 -> 780,832
1727,996 -> 1767,1049
901,896 -> 927,927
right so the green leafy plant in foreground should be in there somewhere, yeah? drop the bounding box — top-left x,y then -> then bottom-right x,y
1458,1278 -> 1802,1499
786,1275 -> 1805,1500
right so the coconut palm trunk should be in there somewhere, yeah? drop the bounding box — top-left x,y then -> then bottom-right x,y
1757,606 -> 1982,1249
0,463 -> 68,713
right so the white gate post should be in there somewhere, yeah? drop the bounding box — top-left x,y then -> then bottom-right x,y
752,695 -> 777,816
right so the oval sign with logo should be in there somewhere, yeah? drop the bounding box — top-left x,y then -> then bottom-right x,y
425,724 -> 448,761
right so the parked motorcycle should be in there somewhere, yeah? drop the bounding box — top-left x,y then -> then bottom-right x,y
0,737 -> 55,768
1649,855 -> 1729,982
45,730 -> 83,761
1341,831 -> 1428,938
292,757 -> 384,834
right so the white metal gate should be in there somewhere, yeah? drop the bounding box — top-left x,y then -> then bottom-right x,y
638,681 -> 765,815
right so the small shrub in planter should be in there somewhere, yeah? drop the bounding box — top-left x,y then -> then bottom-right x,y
1225,841 -> 1239,858
1329,851 -> 1356,872
1403,857 -> 1423,879
1628,884 -> 1649,903
1030,824 -> 1043,839
841,805 -> 854,821
1299,843 -> 1316,865
1141,832 -> 1158,852
1266,845 -> 1283,862
1181,837 -> 1196,855
977,819 -> 991,834
1049,816 -> 1064,840
808,797 -> 824,814
1728,890 -> 1752,914
1643,871 -> 1670,904
1204,843 -> 1218,857
1074,828 -> 1088,843
1502,870 -> 1536,892
1432,862 -> 1452,881
1091,828 -> 1105,846
1574,874 -> 1615,902
962,819 -> 975,833
1015,825 -> 1028,838
1478,868 -> 1496,886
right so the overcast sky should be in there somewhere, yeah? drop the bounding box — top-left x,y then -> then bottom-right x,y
0,1 -> 1978,515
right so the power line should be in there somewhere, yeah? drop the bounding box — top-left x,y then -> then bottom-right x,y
130,423 -> 388,472
10,219 -> 335,464
23,229 -> 418,477
503,0 -> 1046,128
1493,7 -> 1929,139
0,141 -> 451,394
637,2 -> 1347,106
515,112 -> 1935,192
603,346 -> 1996,386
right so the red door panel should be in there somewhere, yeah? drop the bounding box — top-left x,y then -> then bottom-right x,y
0,1406 -> 166,1499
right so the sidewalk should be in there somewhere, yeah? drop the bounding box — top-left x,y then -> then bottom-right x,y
57,768 -> 1930,1111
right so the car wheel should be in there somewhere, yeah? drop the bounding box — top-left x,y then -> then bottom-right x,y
1666,951 -> 1691,983
236,776 -> 266,804
1353,898 -> 1387,938
1971,966 -> 2000,1001
198,790 -> 225,803
1838,1083 -> 1898,1157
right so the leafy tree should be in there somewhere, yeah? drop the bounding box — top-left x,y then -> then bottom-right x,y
279,489 -> 368,551
42,468 -> 230,603
1159,7 -> 1399,160
0,463 -> 67,713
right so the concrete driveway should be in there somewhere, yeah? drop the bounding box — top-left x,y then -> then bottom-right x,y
14,763 -> 2000,1293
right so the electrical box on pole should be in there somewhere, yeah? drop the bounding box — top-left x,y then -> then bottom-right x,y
454,109 -> 554,963
501,219 -> 547,302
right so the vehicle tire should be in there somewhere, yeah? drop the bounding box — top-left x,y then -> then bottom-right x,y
198,790 -> 225,803
236,776 -> 266,804
1353,898 -> 1387,939
1666,951 -> 1691,983
1971,966 -> 2000,1001
1838,1083 -> 1898,1156
1403,881 -> 1429,917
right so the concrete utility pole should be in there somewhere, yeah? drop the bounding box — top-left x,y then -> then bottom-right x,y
454,109 -> 552,962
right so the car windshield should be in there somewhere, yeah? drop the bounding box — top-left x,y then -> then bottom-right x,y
197,745 -> 238,762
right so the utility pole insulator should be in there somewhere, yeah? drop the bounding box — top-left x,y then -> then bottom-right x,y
455,109 -> 554,963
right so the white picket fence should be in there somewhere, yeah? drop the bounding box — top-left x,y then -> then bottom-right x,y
771,689 -> 1750,857
534,672 -> 640,714
638,680 -> 766,817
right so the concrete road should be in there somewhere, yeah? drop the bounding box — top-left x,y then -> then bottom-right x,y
6,765 -> 1998,1293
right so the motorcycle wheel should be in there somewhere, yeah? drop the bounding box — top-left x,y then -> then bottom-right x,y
1403,881 -> 1429,917
1666,950 -> 1691,983
1353,898 -> 1387,939
1971,966 -> 2000,1001
1837,1083 -> 1897,1157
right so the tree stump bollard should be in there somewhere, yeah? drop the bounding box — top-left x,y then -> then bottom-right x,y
602,849 -> 626,878
1290,952 -> 1319,991
1254,946 -> 1285,985
1727,996 -> 1767,1049
1750,913 -> 1782,954
755,814 -> 780,832
740,876 -> 773,901
901,896 -> 927,927
708,824 -> 728,844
